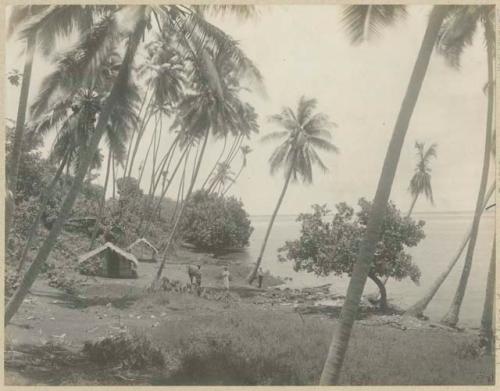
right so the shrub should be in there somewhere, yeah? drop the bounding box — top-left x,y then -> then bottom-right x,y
82,333 -> 165,370
180,190 -> 253,250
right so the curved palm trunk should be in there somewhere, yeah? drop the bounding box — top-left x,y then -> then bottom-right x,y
319,7 -> 447,384
479,238 -> 495,354
440,43 -> 494,327
16,151 -> 70,274
111,152 -> 116,199
127,101 -> 155,178
5,17 -> 146,326
407,194 -> 419,217
154,128 -> 210,282
137,115 -> 158,187
122,83 -> 151,178
88,150 -> 112,250
222,164 -> 244,196
8,33 -> 36,234
201,136 -> 227,190
379,193 -> 419,289
248,165 -> 294,284
141,145 -> 190,236
404,183 -> 494,318
151,134 -> 179,195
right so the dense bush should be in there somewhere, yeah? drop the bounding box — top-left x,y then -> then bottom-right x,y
180,190 -> 253,250
278,199 -> 426,309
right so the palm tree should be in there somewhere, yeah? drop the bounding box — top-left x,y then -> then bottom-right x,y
5,6 -> 146,325
319,6 -> 448,384
6,5 -> 261,324
479,237 -> 495,354
6,5 -> 105,234
404,183 -> 494,318
223,145 -> 252,195
207,162 -> 235,194
247,96 -> 338,284
408,141 -> 437,216
438,5 -> 495,327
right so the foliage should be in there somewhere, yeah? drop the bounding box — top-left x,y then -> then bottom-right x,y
278,199 -> 425,285
180,190 -> 253,250
409,141 -> 437,203
82,333 -> 165,370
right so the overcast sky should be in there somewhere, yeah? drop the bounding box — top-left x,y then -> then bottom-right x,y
6,5 -> 493,215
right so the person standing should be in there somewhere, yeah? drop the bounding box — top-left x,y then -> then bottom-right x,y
222,266 -> 230,291
257,267 -> 264,289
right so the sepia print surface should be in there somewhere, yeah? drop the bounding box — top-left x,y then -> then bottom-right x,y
3,3 -> 497,386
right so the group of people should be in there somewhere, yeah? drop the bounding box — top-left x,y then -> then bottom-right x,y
187,264 -> 266,293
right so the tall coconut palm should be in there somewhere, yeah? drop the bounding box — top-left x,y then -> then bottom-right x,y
479,237 -> 495,354
404,182 -> 494,318
247,96 -> 338,284
408,141 -> 437,216
438,5 -> 495,327
207,162 -> 235,194
6,5 -> 106,234
319,6 -> 448,384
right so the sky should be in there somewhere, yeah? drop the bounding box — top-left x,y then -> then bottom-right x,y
6,5 -> 494,216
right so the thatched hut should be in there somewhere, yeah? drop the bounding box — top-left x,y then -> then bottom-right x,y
127,238 -> 158,263
78,242 -> 138,278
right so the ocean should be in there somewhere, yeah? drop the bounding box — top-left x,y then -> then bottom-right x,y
232,211 -> 495,328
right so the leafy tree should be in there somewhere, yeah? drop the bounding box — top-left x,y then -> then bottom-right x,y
180,190 -> 253,250
279,200 -> 425,311
248,96 -> 338,284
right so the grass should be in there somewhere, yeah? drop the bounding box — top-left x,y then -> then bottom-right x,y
146,306 -> 494,385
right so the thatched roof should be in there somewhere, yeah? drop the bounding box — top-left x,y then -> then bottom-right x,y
78,242 -> 139,267
127,238 -> 158,254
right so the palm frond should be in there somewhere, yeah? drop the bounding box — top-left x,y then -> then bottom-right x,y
436,6 -> 481,68
308,136 -> 339,153
260,130 -> 290,143
342,5 -> 407,45
30,13 -> 121,119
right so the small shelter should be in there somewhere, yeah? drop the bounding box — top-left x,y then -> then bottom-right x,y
127,238 -> 159,263
78,242 -> 138,279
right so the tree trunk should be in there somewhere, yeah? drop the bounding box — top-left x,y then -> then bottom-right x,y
154,129 -> 210,282
479,238 -> 495,355
440,40 -> 494,328
201,136 -> 227,190
407,194 -> 419,218
112,152 -> 116,199
127,98 -> 155,177
5,17 -> 146,326
319,7 -> 447,384
141,144 -> 189,236
404,183 -> 494,318
16,151 -> 70,274
88,150 -> 112,250
122,83 -> 151,178
368,273 -> 387,312
247,164 -> 294,284
8,33 -> 36,234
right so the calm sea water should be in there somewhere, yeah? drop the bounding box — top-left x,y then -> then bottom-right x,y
232,211 -> 495,328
